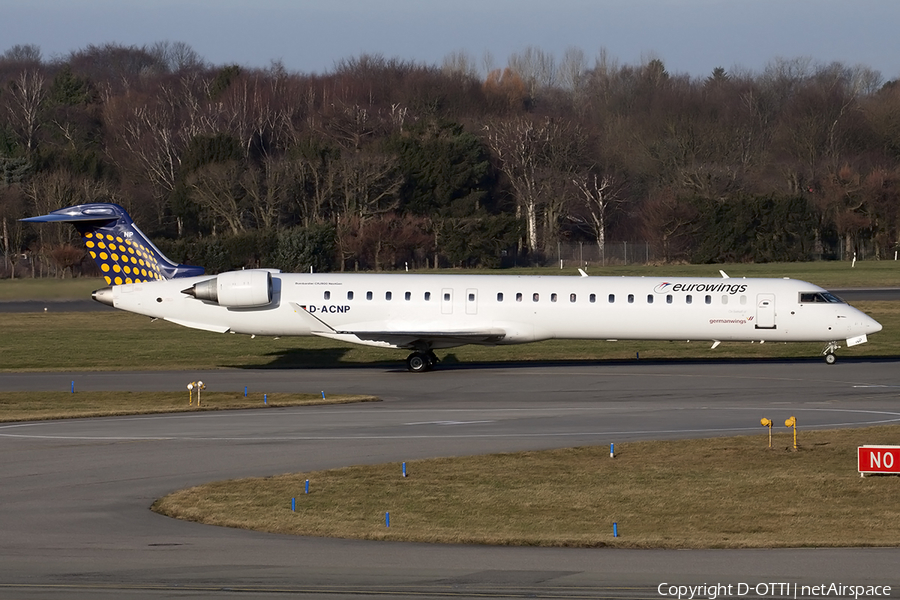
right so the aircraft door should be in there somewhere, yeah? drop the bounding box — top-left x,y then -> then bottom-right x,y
466,288 -> 478,315
755,294 -> 776,329
441,288 -> 453,314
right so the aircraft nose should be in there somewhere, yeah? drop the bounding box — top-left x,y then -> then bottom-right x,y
866,315 -> 883,335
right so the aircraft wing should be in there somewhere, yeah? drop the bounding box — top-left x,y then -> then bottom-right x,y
338,329 -> 507,348
289,302 -> 505,348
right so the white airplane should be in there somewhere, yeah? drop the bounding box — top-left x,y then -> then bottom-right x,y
25,203 -> 882,371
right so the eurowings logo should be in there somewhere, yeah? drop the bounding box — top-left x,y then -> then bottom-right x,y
655,281 -> 749,295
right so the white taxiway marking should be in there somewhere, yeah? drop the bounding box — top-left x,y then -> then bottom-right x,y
3,408 -> 899,442
853,385 -> 900,388
405,420 -> 495,426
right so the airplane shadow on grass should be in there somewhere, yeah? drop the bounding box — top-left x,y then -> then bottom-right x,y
224,347 -> 366,370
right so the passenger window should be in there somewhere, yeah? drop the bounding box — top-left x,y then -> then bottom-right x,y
628,294 -> 634,304
533,293 -> 539,302
497,292 -> 504,302
686,295 -> 693,304
385,291 -> 392,300
590,293 -> 596,303
666,294 -> 673,304
570,293 -> 576,302
516,293 -> 523,302
366,291 -> 373,300
740,295 -> 747,305
608,294 -> 615,303
647,295 -> 654,304
405,291 -> 411,301
705,295 -> 711,304
324,291 -> 331,300
551,293 -> 557,302
424,292 -> 431,301
347,291 -> 354,300
721,295 -> 728,305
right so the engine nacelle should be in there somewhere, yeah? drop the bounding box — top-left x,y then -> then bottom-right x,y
183,270 -> 273,308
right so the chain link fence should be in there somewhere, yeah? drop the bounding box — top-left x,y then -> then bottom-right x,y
554,241 -> 661,267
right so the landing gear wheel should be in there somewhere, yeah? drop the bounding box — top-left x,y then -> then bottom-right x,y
406,352 -> 431,373
824,353 -> 837,365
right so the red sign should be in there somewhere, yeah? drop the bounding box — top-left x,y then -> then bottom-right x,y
858,446 -> 900,474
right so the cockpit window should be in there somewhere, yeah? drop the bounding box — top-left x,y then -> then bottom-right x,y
799,292 -> 844,304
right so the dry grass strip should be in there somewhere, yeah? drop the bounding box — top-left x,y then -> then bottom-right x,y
0,391 -> 378,422
153,425 -> 900,549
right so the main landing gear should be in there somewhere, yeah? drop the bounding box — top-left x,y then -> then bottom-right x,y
822,341 -> 841,365
406,351 -> 439,372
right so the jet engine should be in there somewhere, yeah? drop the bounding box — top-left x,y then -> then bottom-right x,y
183,270 -> 273,307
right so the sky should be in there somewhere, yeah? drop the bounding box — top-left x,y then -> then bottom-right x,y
3,0 -> 900,81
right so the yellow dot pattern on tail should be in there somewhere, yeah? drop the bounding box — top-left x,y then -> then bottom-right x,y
83,231 -> 164,285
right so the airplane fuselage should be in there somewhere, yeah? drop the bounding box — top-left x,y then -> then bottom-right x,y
100,273 -> 880,352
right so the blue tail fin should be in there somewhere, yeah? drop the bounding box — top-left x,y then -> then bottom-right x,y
22,203 -> 204,284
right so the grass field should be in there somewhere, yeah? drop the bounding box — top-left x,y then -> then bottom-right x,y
153,425 -> 900,549
0,277 -> 103,300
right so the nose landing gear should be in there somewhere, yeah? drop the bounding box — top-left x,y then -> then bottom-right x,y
822,341 -> 841,364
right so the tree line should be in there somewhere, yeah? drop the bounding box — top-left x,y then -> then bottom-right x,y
1,41 -> 899,277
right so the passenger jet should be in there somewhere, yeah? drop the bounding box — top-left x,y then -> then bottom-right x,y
24,203 -> 882,371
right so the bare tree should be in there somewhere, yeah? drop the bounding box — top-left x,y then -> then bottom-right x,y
187,161 -> 245,235
216,72 -> 282,158
2,44 -> 42,64
484,116 -> 583,254
67,43 -> 164,85
507,46 -> 556,101
105,75 -> 214,229
294,149 -> 340,227
5,70 -> 46,154
334,151 -> 402,220
0,187 -> 27,278
442,50 -> 479,79
558,46 -> 587,92
572,172 -> 621,251
240,156 -> 296,230
640,188 -> 699,263
148,41 -> 206,73
319,101 -> 379,151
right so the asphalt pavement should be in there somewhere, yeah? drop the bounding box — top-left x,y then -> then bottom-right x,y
2,361 -> 900,599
